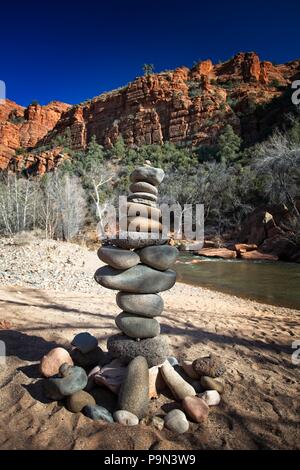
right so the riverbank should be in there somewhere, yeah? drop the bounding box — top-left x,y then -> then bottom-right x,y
0,235 -> 299,449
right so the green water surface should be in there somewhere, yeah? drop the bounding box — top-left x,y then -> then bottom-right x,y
175,256 -> 300,310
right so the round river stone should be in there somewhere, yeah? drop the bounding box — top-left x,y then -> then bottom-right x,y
127,202 -> 161,219
128,192 -> 157,203
115,312 -> 160,339
129,181 -> 158,196
107,334 -> 169,367
130,166 -> 165,186
94,264 -> 176,294
43,365 -> 88,399
137,245 -> 179,271
113,410 -> 139,426
66,390 -> 96,413
83,404 -> 114,422
182,396 -> 209,423
126,197 -> 157,207
71,346 -> 110,369
118,356 -> 149,419
200,376 -> 225,394
126,216 -> 162,233
71,332 -> 98,354
97,246 -> 140,270
164,409 -> 189,434
39,347 -> 73,378
112,232 -> 168,250
116,292 -> 164,318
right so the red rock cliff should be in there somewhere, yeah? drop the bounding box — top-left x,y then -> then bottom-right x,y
1,52 -> 299,173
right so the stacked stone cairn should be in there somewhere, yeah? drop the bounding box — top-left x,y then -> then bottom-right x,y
40,165 -> 226,433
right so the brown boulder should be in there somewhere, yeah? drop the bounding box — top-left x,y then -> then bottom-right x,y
235,243 -> 257,254
197,248 -> 237,259
240,250 -> 278,261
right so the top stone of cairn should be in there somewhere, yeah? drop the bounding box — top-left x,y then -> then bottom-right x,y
130,166 -> 165,187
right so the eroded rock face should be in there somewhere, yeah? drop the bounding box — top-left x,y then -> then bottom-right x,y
0,101 -> 70,172
2,53 -> 299,173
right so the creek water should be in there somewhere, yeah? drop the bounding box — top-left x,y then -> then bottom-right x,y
175,255 -> 300,310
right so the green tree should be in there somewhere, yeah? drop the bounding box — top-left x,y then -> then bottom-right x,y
216,125 -> 241,163
85,135 -> 104,166
143,64 -> 155,75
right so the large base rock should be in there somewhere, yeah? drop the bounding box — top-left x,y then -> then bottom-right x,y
107,334 -> 169,367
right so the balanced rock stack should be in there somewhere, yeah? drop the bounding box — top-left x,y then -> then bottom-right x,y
38,164 -> 227,432
94,165 -> 179,368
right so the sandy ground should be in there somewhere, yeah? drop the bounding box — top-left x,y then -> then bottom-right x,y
0,237 -> 299,450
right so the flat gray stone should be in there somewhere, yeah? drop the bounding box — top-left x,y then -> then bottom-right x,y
83,404 -> 114,422
129,181 -> 158,196
128,192 -> 157,203
112,232 -> 168,249
107,334 -> 169,367
130,166 -> 165,186
97,246 -> 140,270
116,292 -> 164,318
118,356 -> 149,419
137,245 -> 179,271
71,332 -> 98,354
94,265 -> 176,294
115,312 -> 160,339
164,409 -> 189,434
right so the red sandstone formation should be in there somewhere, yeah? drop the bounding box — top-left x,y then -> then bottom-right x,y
197,248 -> 237,259
1,52 -> 299,174
0,101 -> 70,172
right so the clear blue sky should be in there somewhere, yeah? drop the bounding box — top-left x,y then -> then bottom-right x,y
1,0 -> 299,106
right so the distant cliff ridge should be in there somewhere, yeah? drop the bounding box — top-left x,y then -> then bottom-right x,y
1,52 -> 299,173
